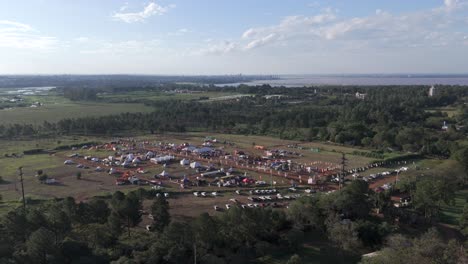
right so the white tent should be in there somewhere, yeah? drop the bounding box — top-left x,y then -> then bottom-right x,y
182,146 -> 197,152
150,155 -> 175,164
190,162 -> 202,169
193,147 -> 213,154
159,170 -> 170,177
180,159 -> 190,166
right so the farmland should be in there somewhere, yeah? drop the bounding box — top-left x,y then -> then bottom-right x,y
0,94 -> 154,125
0,88 -> 242,125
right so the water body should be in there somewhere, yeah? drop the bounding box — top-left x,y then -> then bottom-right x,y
217,75 -> 468,87
0,86 -> 55,96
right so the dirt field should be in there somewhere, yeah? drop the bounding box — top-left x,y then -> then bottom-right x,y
0,133 -> 398,216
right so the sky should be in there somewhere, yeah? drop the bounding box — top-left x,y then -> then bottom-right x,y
0,0 -> 467,75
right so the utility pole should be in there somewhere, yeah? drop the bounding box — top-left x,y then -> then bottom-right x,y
18,167 -> 26,211
270,170 -> 273,188
339,153 -> 347,190
193,242 -> 197,264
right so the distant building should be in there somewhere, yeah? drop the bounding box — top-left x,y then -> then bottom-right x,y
442,121 -> 448,131
355,92 -> 366,100
428,86 -> 436,97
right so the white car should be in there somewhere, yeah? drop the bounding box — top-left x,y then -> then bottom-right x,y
164,193 -> 169,198
193,192 -> 199,197
225,204 -> 231,209
211,192 -> 218,197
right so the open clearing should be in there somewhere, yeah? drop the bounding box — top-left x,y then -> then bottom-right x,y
0,96 -> 154,125
0,133 -> 410,217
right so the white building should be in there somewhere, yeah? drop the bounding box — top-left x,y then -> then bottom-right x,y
355,92 -> 367,100
428,86 -> 436,97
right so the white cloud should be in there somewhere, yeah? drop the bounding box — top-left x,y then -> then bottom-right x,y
444,0 -> 459,8
113,2 -> 175,23
80,39 -> 160,54
168,28 -> 191,36
233,1 -> 468,54
239,8 -> 337,50
245,33 -> 278,50
0,20 -> 57,50
120,2 -> 129,11
197,41 -> 238,55
74,37 -> 89,42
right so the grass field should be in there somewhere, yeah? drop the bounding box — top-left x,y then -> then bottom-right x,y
98,91 -> 237,102
425,107 -> 460,118
440,189 -> 468,226
0,95 -> 154,125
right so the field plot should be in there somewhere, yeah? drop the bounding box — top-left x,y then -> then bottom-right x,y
99,91 -> 236,102
151,132 -> 377,169
0,95 -> 154,125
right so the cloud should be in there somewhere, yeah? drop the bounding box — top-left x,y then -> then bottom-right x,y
444,0 -> 459,8
197,41 -> 238,55
74,37 -> 89,42
240,8 -> 337,50
245,33 -> 278,50
168,28 -> 191,36
113,2 -> 175,23
234,1 -> 468,53
80,39 -> 160,54
0,20 -> 57,50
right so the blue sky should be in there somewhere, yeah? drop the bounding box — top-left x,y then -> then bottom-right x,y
0,0 -> 467,74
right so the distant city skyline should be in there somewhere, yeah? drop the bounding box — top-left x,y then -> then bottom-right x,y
0,0 -> 468,74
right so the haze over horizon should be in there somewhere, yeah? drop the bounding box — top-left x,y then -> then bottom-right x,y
1,0 -> 468,75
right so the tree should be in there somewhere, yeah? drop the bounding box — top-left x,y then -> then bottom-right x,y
412,177 -> 456,221
454,147 -> 468,184
287,196 -> 324,230
109,193 -> 142,237
327,219 -> 362,252
150,196 -> 171,232
87,199 -> 110,224
76,171 -> 82,180
460,204 -> 468,237
3,209 -> 29,242
334,180 -> 371,219
26,227 -> 56,264
46,204 -> 71,245
361,229 -> 466,264
192,213 -> 220,261
287,254 -> 302,264
38,174 -> 48,183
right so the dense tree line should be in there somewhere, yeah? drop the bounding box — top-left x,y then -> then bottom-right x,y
1,86 -> 467,158
1,179 -> 465,263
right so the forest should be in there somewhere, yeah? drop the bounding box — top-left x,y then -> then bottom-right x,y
2,179 -> 466,264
